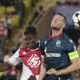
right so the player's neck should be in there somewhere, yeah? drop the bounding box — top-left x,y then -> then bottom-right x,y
29,43 -> 39,50
30,47 -> 39,51
51,29 -> 63,37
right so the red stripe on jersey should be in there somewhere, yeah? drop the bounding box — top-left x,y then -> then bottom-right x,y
19,47 -> 42,75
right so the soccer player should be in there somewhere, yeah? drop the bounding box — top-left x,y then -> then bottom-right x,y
0,26 -> 42,80
39,13 -> 80,80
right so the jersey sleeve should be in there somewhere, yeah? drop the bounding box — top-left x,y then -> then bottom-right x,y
8,49 -> 21,66
67,39 -> 79,60
67,39 -> 76,52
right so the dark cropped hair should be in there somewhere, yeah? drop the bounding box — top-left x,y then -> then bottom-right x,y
53,13 -> 66,22
24,25 -> 37,36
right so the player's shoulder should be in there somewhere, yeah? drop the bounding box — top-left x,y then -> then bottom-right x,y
61,33 -> 76,51
62,33 -> 75,47
19,47 -> 28,53
40,35 -> 49,47
40,35 -> 49,42
62,33 -> 73,42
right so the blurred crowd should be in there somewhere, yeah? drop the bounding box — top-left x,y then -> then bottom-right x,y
0,0 -> 80,80
0,0 -> 39,80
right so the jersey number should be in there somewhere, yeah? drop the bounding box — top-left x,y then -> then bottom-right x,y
27,54 -> 40,68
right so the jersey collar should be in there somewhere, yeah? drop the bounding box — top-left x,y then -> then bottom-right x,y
49,32 -> 63,38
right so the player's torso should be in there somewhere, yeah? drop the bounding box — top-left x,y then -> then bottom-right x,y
43,34 -> 71,70
19,47 -> 42,80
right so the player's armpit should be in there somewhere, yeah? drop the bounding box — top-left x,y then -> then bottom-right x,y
68,51 -> 79,60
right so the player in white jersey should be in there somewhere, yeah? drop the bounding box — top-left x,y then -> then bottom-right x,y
0,26 -> 43,80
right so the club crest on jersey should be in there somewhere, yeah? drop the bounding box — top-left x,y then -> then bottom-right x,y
56,40 -> 61,47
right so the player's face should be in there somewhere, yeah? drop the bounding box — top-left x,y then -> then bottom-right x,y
51,14 -> 65,30
24,34 -> 37,49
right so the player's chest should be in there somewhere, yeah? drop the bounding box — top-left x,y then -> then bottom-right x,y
19,50 -> 41,68
19,50 -> 41,61
45,39 -> 65,52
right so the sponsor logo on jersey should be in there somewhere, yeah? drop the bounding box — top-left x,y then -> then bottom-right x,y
45,53 -> 61,57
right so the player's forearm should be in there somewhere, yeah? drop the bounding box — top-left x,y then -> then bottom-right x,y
0,62 -> 12,71
39,63 -> 46,80
57,60 -> 80,75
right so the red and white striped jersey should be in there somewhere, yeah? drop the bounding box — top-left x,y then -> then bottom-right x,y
8,47 -> 42,80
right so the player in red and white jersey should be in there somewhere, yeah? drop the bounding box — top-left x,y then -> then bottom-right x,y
0,26 -> 43,80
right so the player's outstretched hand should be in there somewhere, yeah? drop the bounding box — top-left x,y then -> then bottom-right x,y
28,75 -> 36,80
46,68 -> 58,75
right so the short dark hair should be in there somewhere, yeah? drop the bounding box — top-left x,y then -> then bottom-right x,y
53,13 -> 66,22
24,25 -> 37,36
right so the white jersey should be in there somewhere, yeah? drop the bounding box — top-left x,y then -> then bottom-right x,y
8,47 -> 42,80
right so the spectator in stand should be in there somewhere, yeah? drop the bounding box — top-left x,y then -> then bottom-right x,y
29,5 -> 45,25
13,34 -> 23,51
57,0 -> 80,4
1,13 -> 11,28
1,13 -> 12,40
3,49 -> 18,80
31,0 -> 38,7
0,50 -> 6,80
52,0 -> 80,29
0,50 -> 4,63
15,0 -> 26,28
56,0 -> 65,4
0,21 -> 7,49
3,49 -> 14,63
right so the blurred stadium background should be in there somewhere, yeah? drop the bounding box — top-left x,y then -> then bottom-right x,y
0,0 -> 80,80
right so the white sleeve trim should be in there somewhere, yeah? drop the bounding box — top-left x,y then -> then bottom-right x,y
8,49 -> 21,66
